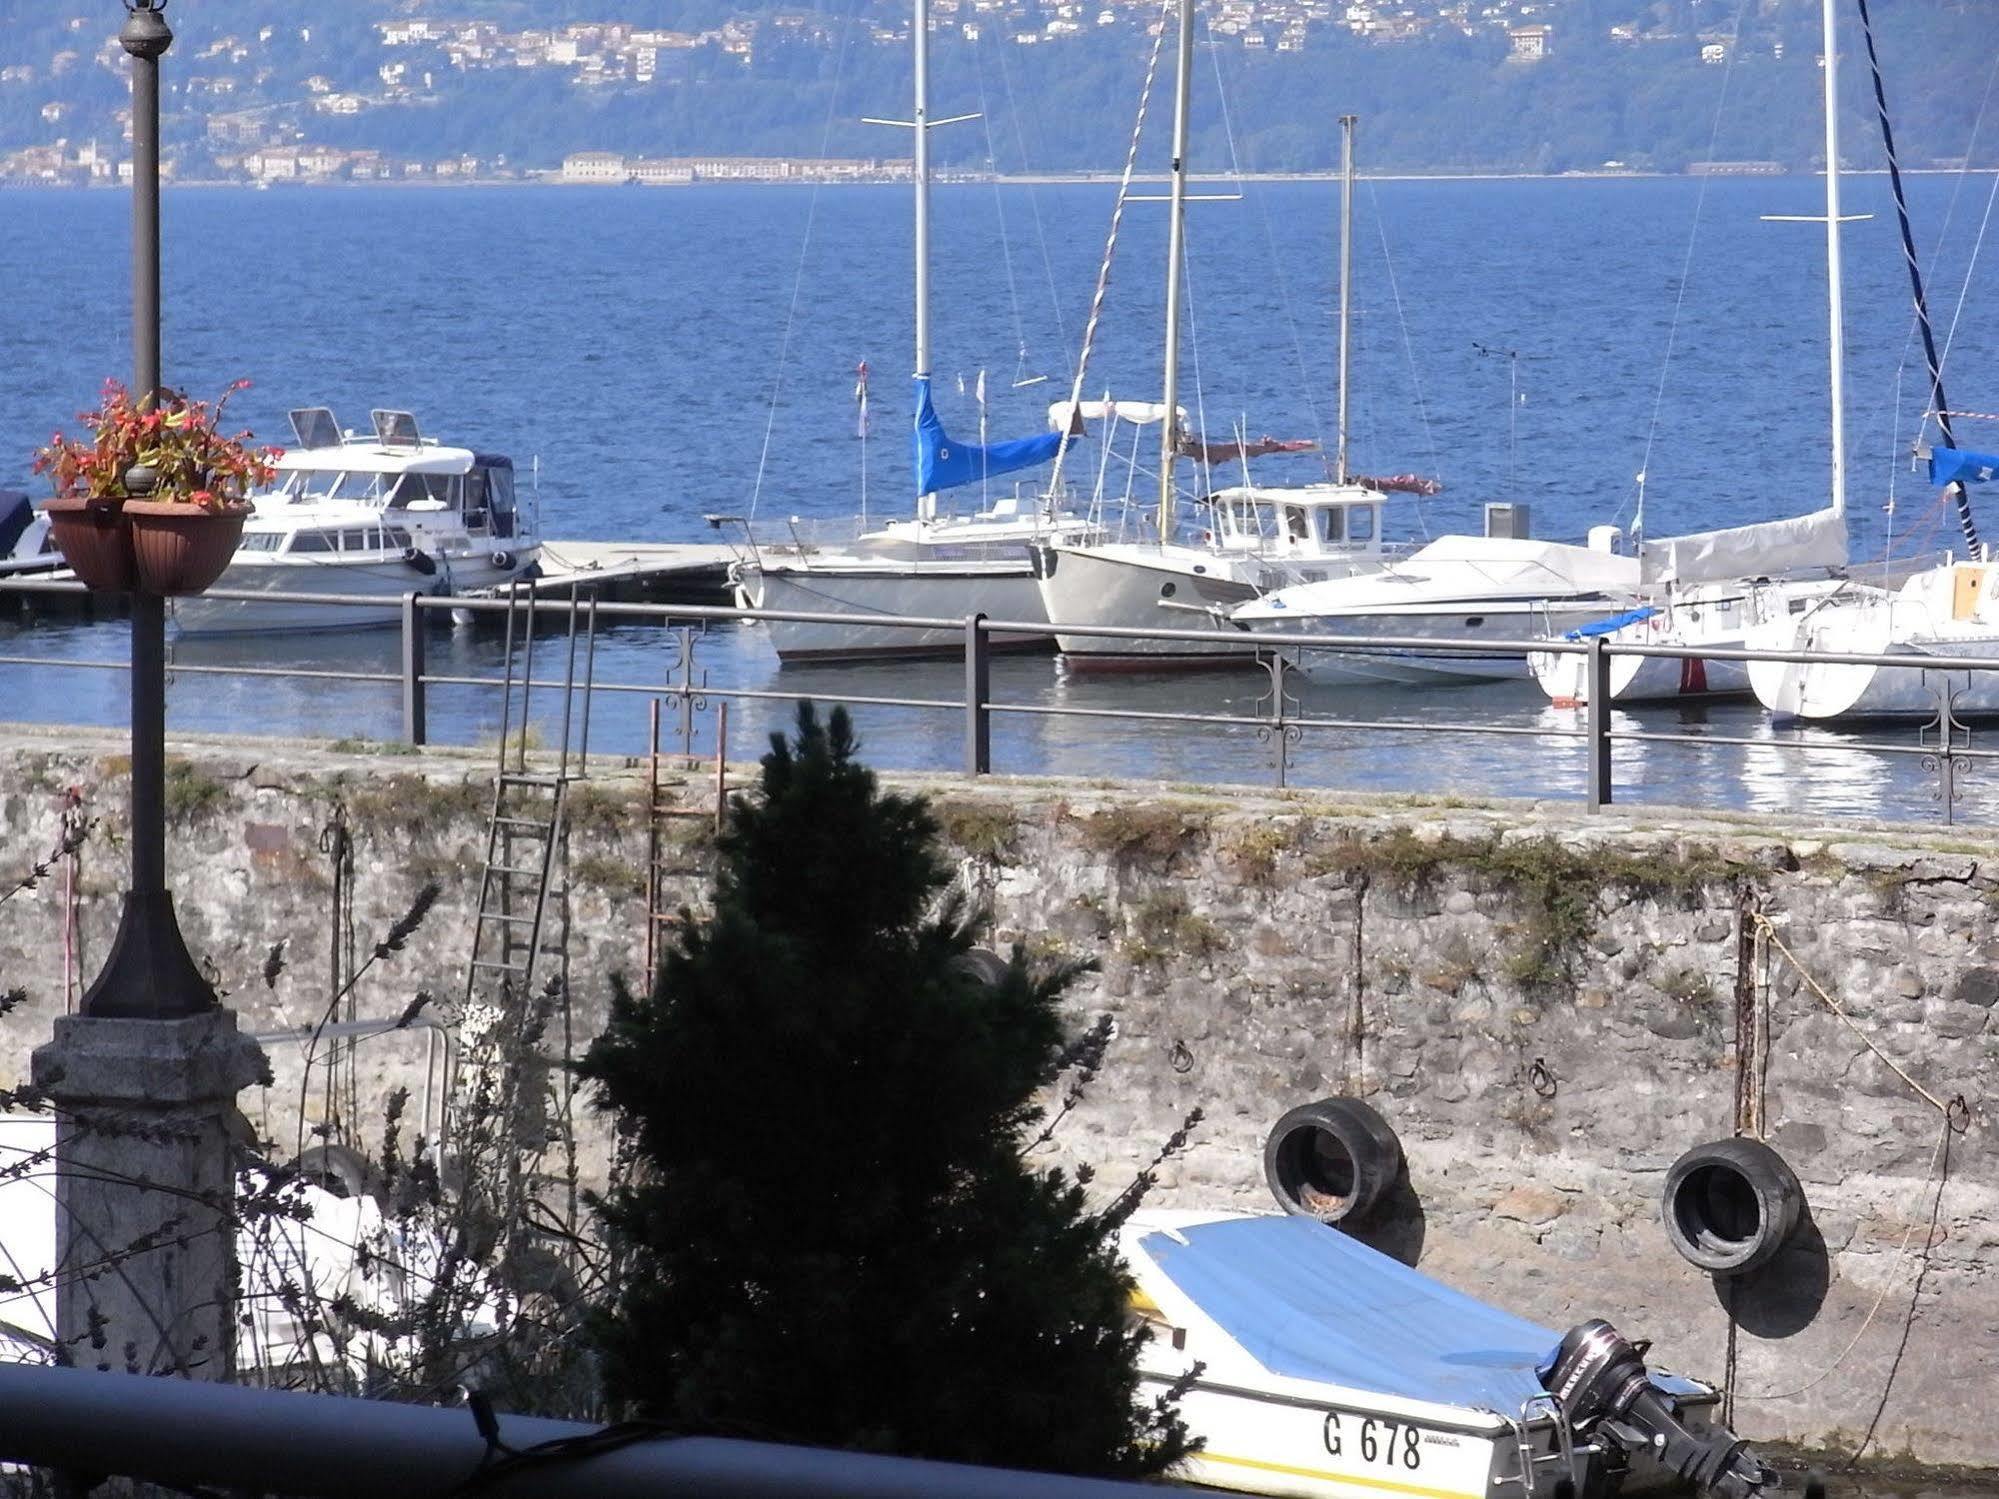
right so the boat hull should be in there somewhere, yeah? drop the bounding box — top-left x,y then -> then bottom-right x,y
738,563 -> 1053,661
1035,544 -> 1264,669
1250,601 -> 1632,684
172,549 -> 536,636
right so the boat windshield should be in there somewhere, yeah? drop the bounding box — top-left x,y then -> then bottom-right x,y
277,470 -> 390,505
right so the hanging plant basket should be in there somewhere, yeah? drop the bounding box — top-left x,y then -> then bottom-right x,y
124,499 -> 252,596
43,495 -> 137,593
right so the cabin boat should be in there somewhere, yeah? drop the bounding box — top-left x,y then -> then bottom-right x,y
1123,1210 -> 1771,1499
172,407 -> 539,636
1034,478 -> 1403,670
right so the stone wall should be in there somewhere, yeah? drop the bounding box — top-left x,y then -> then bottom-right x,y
0,723 -> 1992,1464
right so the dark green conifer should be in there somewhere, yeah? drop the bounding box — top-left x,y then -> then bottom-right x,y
581,702 -> 1192,1477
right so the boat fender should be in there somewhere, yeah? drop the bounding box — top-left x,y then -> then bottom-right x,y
401,547 -> 438,577
949,947 -> 1010,991
491,550 -> 517,571
1263,1096 -> 1402,1224
1661,1137 -> 1804,1275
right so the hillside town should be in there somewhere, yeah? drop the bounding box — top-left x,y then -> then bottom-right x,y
0,0 -> 1818,186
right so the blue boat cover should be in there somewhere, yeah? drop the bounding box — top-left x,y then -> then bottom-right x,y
1563,606 -> 1659,641
1931,448 -> 1999,489
912,377 -> 1063,495
1141,1216 -> 1559,1412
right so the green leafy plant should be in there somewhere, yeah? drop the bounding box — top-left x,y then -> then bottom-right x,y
32,378 -> 279,509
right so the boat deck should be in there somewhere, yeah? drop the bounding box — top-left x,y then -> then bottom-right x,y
517,539 -> 737,602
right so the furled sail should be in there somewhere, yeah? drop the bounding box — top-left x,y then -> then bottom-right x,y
1931,447 -> 1999,488
1046,398 -> 1186,434
1175,434 -> 1317,465
1638,506 -> 1847,587
913,377 -> 1062,495
1354,473 -> 1444,497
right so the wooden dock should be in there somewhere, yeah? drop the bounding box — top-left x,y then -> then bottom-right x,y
524,539 -> 738,602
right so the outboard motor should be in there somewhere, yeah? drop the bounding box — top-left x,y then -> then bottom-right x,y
1543,1320 -> 1773,1499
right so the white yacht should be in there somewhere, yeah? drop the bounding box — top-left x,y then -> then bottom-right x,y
1528,0 -> 1860,708
173,408 -> 539,636
724,0 -> 1087,663
1233,522 -> 1642,682
0,490 -> 56,578
1034,115 -> 1421,670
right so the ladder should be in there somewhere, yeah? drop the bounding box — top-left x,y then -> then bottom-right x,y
644,696 -> 729,994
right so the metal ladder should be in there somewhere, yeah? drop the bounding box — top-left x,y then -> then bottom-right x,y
437,581 -> 598,1149
644,696 -> 729,994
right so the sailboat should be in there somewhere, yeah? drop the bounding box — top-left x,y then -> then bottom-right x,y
1527,0 -> 1860,708
1033,113 -> 1413,671
1743,0 -> 1998,723
724,0 -> 1092,663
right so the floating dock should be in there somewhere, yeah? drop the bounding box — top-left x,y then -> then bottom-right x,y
518,539 -> 737,602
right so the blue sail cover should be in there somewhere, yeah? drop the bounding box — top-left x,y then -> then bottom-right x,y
1141,1216 -> 1559,1411
912,377 -> 1063,495
1931,448 -> 1999,488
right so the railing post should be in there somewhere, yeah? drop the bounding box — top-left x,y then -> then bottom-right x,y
1585,636 -> 1611,810
964,612 -> 991,777
401,591 -> 427,747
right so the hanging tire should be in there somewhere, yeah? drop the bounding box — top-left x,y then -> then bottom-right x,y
294,1142 -> 379,1204
950,947 -> 1010,991
1662,1137 -> 1804,1275
1264,1097 -> 1403,1225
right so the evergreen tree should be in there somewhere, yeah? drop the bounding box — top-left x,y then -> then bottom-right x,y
580,701 -> 1193,1478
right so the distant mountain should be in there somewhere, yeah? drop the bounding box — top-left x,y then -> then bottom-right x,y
1,0 -> 1992,178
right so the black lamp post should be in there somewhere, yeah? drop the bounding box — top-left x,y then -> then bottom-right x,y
82,0 -> 214,1020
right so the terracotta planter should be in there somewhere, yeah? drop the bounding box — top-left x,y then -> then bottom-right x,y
124,500 -> 252,596
43,495 -> 136,592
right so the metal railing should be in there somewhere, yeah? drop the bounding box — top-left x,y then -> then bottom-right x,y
2,575 -> 1995,823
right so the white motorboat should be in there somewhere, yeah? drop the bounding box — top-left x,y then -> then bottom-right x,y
1122,1210 -> 1770,1499
1035,117 -> 1425,670
724,0 -> 1086,663
172,407 -> 539,637
1528,0 -> 1864,708
1233,530 -> 1643,682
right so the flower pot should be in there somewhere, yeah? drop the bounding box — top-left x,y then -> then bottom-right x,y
43,495 -> 136,592
125,499 -> 252,596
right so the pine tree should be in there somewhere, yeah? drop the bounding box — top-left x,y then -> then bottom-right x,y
580,702 -> 1192,1477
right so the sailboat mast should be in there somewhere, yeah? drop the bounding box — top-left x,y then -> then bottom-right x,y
1154,0 -> 1195,536
914,0 -> 936,521
1820,0 -> 1847,522
1336,114 -> 1356,487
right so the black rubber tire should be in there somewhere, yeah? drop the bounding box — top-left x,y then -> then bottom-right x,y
295,1142 -> 379,1205
1263,1097 -> 1403,1225
1661,1137 -> 1804,1275
951,947 -> 1011,991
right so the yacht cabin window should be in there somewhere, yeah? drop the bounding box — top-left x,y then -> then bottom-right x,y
1320,509 -> 1346,544
389,473 -> 462,509
279,470 -> 385,504
1348,507 -> 1376,543
292,530 -> 335,553
239,532 -> 285,553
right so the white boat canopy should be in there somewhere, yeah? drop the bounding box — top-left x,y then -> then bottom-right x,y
1048,398 -> 1187,430
274,446 -> 477,477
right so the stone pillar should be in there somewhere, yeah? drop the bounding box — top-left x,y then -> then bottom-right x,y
31,1011 -> 266,1379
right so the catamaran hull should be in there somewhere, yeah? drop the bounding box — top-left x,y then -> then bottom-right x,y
172,550 -> 538,636
1529,646 -> 1750,705
1747,609 -> 1999,721
738,565 -> 1053,661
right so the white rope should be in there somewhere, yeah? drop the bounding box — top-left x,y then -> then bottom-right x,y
1626,0 -> 1754,542
1045,0 -> 1175,497
746,1 -> 860,522
1366,182 -> 1438,539
992,33 -> 1075,373
971,38 -> 1032,384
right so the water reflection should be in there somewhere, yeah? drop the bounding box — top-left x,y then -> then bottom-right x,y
0,610 -> 1983,829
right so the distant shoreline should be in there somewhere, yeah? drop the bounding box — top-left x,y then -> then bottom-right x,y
5,165 -> 1991,191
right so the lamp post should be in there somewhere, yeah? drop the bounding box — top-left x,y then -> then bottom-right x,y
30,0 -> 264,1384
80,0 -> 215,1021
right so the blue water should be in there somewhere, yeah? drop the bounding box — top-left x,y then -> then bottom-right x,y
3,178 -> 1998,823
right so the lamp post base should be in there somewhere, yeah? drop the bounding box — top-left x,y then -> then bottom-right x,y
80,889 -> 217,1019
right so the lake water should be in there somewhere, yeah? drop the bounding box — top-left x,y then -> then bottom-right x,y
3,177 -> 1999,823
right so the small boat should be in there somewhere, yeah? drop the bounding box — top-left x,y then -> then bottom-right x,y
1123,1209 -> 1771,1499
172,407 -> 539,636
0,489 -> 57,579
1232,530 -> 1642,683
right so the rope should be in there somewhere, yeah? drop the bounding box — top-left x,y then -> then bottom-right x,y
1750,912 -> 1967,1123
1855,0 -> 1980,556
991,30 -> 1073,372
746,1 -> 858,522
971,42 -> 1031,385
1366,182 -> 1438,538
1045,0 -> 1174,499
1627,0 -> 1754,544
1934,49 -> 1999,385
